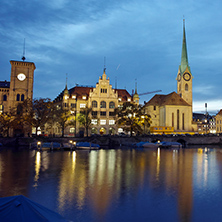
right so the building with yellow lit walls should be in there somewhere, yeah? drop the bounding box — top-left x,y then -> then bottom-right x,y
50,69 -> 138,136
0,59 -> 36,136
145,20 -> 197,133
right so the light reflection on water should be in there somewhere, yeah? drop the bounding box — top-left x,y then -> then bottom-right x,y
0,147 -> 222,221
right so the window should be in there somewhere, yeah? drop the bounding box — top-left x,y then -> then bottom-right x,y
82,95 -> 86,99
71,103 -> 76,108
100,120 -> 106,125
100,111 -> 106,116
16,94 -> 20,101
80,103 -> 86,108
92,111 -> 97,117
3,95 -> 7,101
172,113 -> 174,127
70,128 -> 75,133
185,83 -> 188,91
109,112 -> 115,116
109,120 -> 115,125
127,98 -> 131,102
109,101 -> 115,109
100,101 -> 106,108
182,113 -> 185,130
101,88 -> 107,93
21,94 -> 24,101
92,100 -> 97,108
154,106 -> 156,111
177,109 -> 179,130
91,119 -> 98,125
64,103 -> 67,107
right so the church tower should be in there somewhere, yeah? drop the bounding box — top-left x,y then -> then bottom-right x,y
177,19 -> 193,107
8,60 -> 36,110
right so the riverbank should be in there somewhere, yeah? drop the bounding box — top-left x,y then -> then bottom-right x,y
1,134 -> 222,148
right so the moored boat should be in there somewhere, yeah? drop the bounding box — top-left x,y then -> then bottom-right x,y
76,142 -> 100,150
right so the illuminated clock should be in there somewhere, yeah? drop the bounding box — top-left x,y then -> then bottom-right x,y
183,72 -> 191,81
17,73 -> 26,81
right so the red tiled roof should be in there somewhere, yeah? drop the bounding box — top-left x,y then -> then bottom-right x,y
114,89 -> 132,101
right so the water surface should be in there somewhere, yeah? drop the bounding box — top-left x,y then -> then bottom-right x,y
0,147 -> 222,222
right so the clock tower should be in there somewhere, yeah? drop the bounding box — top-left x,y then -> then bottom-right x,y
8,60 -> 36,110
177,19 -> 193,106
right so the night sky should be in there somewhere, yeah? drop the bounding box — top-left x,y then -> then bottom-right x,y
1,0 -> 221,114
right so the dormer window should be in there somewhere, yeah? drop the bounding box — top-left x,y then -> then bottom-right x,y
127,98 -> 131,102
72,95 -> 76,99
82,95 -> 86,99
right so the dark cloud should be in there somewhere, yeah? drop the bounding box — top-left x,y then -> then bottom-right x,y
0,0 -> 222,112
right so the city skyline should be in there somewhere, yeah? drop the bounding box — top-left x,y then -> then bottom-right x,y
1,0 -> 222,114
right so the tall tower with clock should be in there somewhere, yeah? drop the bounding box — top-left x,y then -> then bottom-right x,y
177,19 -> 193,107
8,59 -> 36,110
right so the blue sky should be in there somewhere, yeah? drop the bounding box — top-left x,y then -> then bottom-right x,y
0,0 -> 222,114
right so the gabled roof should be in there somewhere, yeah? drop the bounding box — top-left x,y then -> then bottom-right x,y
114,89 -> 132,101
216,109 -> 222,116
146,91 -> 191,106
68,86 -> 93,99
54,86 -> 132,102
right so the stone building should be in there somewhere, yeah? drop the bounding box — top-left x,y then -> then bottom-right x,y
50,69 -> 137,136
215,110 -> 222,133
145,20 -> 197,133
0,59 -> 36,136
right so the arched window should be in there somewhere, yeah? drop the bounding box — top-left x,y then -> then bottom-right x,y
16,94 -> 20,101
21,94 -> 25,101
3,95 -> 7,101
109,101 -> 115,109
92,100 -> 97,108
185,84 -> 188,91
100,101 -> 106,108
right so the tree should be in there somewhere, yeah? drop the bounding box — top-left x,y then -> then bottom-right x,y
22,98 -> 53,136
115,102 -> 151,136
78,107 -> 92,137
52,106 -> 71,137
0,111 -> 15,137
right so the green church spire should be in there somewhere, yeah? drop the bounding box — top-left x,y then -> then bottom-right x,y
180,19 -> 190,74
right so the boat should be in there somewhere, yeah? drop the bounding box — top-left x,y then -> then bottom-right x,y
0,195 -> 69,222
160,141 -> 182,149
76,142 -> 100,150
142,142 -> 160,149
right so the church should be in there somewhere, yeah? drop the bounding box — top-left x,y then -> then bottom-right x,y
145,20 -> 197,133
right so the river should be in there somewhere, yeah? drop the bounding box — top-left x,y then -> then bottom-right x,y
0,146 -> 222,222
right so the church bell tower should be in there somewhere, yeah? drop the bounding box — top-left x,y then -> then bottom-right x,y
177,19 -> 193,106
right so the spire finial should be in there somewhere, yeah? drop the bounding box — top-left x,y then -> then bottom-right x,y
65,73 -> 68,88
21,38 -> 26,61
103,56 -> 106,73
135,78 -> 137,94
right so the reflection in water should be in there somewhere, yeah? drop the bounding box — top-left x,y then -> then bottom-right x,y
1,148 -> 222,221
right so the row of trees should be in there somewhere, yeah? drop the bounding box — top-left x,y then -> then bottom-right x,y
0,99 -> 151,137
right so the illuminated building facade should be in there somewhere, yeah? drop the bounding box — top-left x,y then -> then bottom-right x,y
145,20 -> 197,133
51,69 -> 137,136
0,59 -> 36,136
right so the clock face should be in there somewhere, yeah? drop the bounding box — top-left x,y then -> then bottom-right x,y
17,73 -> 26,81
177,73 -> 181,81
183,72 -> 191,81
